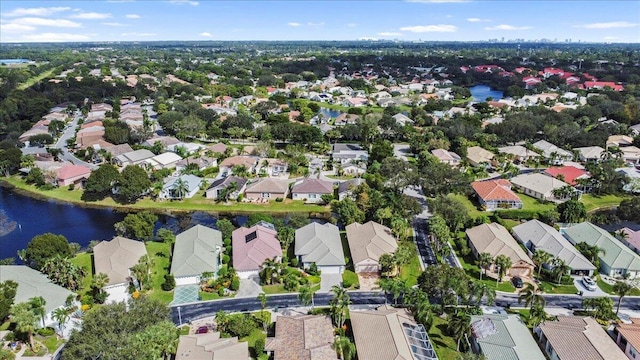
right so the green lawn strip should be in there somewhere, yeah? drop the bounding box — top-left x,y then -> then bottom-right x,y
199,292 -> 223,301
597,277 -> 640,296
0,321 -> 10,331
3,177 -> 329,214
429,316 -> 459,360
261,284 -> 289,294
240,327 -> 267,359
517,194 -> 556,213
179,326 -> 190,335
581,194 -> 630,212
39,335 -> 64,353
538,281 -> 578,295
342,270 -> 359,289
145,241 -> 173,303
448,193 -> 485,220
400,253 -> 422,287
457,253 -> 516,293
70,252 -> 93,294
18,68 -> 56,90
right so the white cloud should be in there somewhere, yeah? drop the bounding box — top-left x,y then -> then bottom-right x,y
308,22 -> 325,27
3,7 -> 70,17
121,32 -> 156,37
168,0 -> 199,5
125,14 -> 141,19
347,23 -> 357,28
69,12 -> 111,19
11,17 -> 82,28
467,17 -> 491,22
102,22 -> 128,27
400,24 -> 457,32
0,23 -> 36,32
378,32 -> 403,37
21,32 -> 90,42
200,32 -> 212,37
288,22 -> 302,27
484,24 -> 531,30
575,21 -> 637,29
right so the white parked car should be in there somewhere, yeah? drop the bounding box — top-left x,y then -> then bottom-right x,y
582,276 -> 597,291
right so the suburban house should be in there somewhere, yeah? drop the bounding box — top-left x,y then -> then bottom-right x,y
498,145 -> 540,163
113,149 -> 155,167
207,142 -> 228,154
621,146 -> 640,165
232,222 -> 282,278
204,176 -> 248,200
244,178 -> 290,201
332,143 -> 368,165
160,175 -> 202,199
175,156 -> 218,174
265,315 -> 337,360
620,227 -> 640,254
291,178 -> 334,203
544,166 -> 590,189
257,158 -> 288,177
392,113 -> 414,126
466,146 -> 495,167
607,135 -> 634,148
0,265 -> 75,327
470,314 -> 545,360
175,333 -> 249,360
56,164 -> 92,188
294,222 -> 345,274
346,221 -> 397,273
512,220 -> 596,276
340,162 -> 367,176
337,178 -> 366,201
170,225 -> 224,285
618,167 -> 640,193
93,236 -> 148,303
614,318 -> 640,360
510,173 -> 579,203
431,148 -> 462,166
218,156 -> 259,175
350,306 -> 437,360
533,140 -> 574,165
563,222 -> 640,279
471,179 -> 523,211
145,152 -> 183,170
536,316 -> 626,360
574,146 -> 605,162
466,223 -> 535,279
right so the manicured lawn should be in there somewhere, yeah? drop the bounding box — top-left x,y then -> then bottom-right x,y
199,292 -> 223,301
538,281 -> 578,294
581,194 -> 630,212
146,241 -> 174,303
240,327 -> 267,359
517,194 -> 555,213
261,284 -> 288,294
39,335 -> 64,353
429,316 -> 459,360
71,252 -> 93,294
400,251 -> 423,287
457,254 -> 516,293
448,194 -> 484,220
2,177 -> 329,214
597,277 -> 640,296
18,68 -> 56,90
342,270 -> 359,289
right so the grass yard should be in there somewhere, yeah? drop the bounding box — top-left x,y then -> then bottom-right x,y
18,68 -> 56,90
400,252 -> 423,287
261,284 -> 288,294
342,270 -> 359,289
39,335 -> 65,353
517,194 -> 556,213
199,292 -> 223,301
597,277 -> 640,296
71,252 -> 93,294
429,316 -> 459,360
581,194 -> 630,212
448,193 -> 485,220
146,241 -> 174,303
457,254 -> 516,293
538,281 -> 578,294
240,327 -> 267,359
2,177 -> 329,214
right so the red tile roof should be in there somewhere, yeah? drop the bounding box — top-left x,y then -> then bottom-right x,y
471,179 -> 521,202
57,164 -> 91,180
585,81 -> 624,91
544,166 -> 589,186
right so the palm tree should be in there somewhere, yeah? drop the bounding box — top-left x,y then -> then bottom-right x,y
173,178 -> 189,200
330,285 -> 351,328
575,242 -> 605,270
528,303 -> 549,327
333,335 -> 356,360
298,283 -> 315,309
532,249 -> 552,278
260,258 -> 280,285
477,253 -> 493,280
257,292 -> 267,311
91,272 -> 110,302
494,255 -> 512,283
448,311 -> 471,351
52,307 -> 70,337
10,302 -> 38,351
613,281 -> 633,315
29,296 -> 47,328
130,263 -> 148,290
518,283 -> 546,310
393,243 -> 414,276
551,258 -> 570,284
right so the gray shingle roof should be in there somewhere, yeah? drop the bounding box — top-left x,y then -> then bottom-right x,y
93,236 -> 148,285
294,223 -> 345,267
470,314 -> 545,360
171,225 -> 223,277
0,265 -> 74,314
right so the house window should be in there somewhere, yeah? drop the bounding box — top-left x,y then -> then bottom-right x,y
261,193 -> 271,198
309,194 -> 317,199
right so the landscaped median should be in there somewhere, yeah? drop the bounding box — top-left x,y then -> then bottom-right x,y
1,176 -> 330,214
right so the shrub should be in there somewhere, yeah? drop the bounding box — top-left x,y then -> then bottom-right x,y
290,258 -> 299,267
237,193 -> 244,202
226,314 -> 257,338
254,338 -> 265,355
218,266 -> 228,278
230,276 -> 240,291
162,274 -> 176,291
40,184 -> 55,191
275,197 -> 283,202
218,288 -> 225,297
222,254 -> 230,264
37,327 -> 55,336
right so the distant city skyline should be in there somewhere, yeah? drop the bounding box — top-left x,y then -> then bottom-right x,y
0,0 -> 638,43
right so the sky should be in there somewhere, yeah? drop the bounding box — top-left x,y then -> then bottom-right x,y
0,0 -> 639,43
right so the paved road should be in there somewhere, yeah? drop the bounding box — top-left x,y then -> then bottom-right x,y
496,293 -> 640,311
55,114 -> 98,170
413,218 -> 438,267
170,291 -> 389,325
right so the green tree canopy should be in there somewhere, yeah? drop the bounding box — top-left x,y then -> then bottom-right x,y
82,164 -> 121,201
25,233 -> 72,269
117,165 -> 151,204
115,211 -> 158,241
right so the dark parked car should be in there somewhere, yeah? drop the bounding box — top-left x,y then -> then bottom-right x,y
511,276 -> 523,288
195,326 -> 209,334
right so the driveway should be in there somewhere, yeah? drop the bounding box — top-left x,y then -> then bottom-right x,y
393,144 -> 411,161
573,276 -> 608,297
236,275 -> 263,298
319,273 -> 342,293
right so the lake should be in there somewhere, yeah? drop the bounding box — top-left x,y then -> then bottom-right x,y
319,107 -> 341,118
469,85 -> 504,102
0,59 -> 31,64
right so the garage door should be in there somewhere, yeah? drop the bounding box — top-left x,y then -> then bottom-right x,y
319,266 -> 342,274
